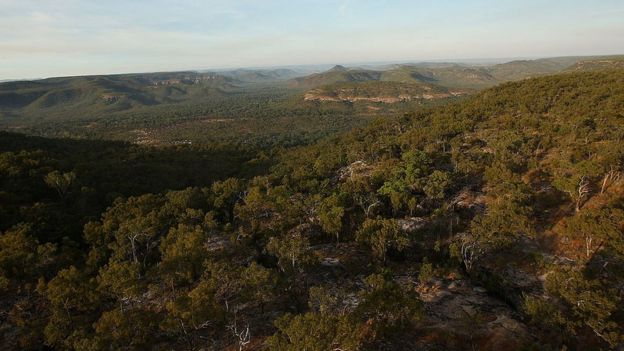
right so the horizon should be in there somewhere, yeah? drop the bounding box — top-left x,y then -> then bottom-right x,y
2,0 -> 624,80
3,53 -> 623,82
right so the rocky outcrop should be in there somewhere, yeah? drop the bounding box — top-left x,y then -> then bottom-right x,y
451,188 -> 486,213
336,160 -> 374,181
303,90 -> 462,103
397,217 -> 429,232
101,94 -> 121,103
415,278 -> 534,350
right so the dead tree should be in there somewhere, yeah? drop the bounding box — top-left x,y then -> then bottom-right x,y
575,176 -> 590,212
227,321 -> 251,351
355,193 -> 380,219
600,166 -> 621,194
460,236 -> 482,271
585,235 -> 606,260
585,234 -> 593,259
127,233 -> 143,264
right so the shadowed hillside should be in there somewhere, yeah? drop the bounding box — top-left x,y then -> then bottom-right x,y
2,68 -> 624,350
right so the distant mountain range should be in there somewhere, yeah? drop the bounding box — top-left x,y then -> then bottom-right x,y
0,68 -> 309,120
564,57 -> 624,72
290,56 -> 624,90
217,68 -> 303,83
1,55 -> 623,125
0,72 -> 242,119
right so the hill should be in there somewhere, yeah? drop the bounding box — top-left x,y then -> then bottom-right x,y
487,56 -> 624,80
2,68 -> 419,147
270,68 -> 624,349
564,56 -> 624,71
291,64 -> 496,90
289,65 -> 382,88
0,72 -> 238,120
2,68 -> 624,350
2,55 -> 620,123
217,68 -> 303,82
291,55 -> 624,91
486,58 -> 571,80
383,64 -> 498,89
2,55 -> 622,148
303,81 -> 467,103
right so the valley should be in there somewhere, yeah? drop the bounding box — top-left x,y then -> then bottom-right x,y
1,56 -> 624,350
2,56 -> 622,148
3,0 -> 624,348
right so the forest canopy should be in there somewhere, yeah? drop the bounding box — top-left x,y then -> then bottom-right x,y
1,69 -> 624,350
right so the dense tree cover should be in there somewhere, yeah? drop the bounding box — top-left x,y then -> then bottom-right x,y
2,57 -> 622,149
1,79 -> 448,149
1,69 -> 624,350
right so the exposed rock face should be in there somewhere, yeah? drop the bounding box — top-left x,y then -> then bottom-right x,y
101,94 -> 121,103
320,257 -> 342,267
415,278 -> 534,350
205,235 -> 231,253
397,217 -> 428,232
149,74 -> 223,86
451,188 -> 486,213
337,160 -> 374,181
303,90 -> 463,103
152,79 -> 182,86
306,240 -> 539,350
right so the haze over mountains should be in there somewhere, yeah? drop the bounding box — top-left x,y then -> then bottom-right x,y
1,55 -> 622,123
1,55 -> 622,145
291,56 -> 624,89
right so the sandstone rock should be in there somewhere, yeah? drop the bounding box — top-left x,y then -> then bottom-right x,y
451,188 -> 486,213
337,161 -> 373,181
397,217 -> 428,232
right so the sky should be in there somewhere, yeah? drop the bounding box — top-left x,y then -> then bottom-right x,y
1,0 -> 624,80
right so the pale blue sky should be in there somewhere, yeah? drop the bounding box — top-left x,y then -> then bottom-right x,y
1,0 -> 623,79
